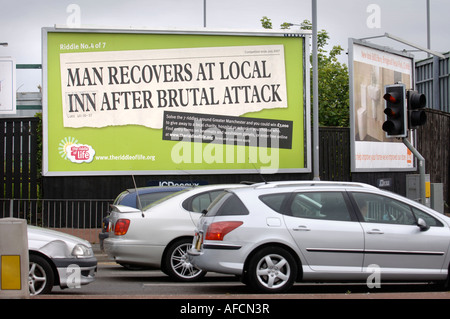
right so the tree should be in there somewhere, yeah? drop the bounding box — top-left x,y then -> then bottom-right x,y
261,17 -> 349,127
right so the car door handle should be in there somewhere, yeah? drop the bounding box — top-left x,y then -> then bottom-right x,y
367,229 -> 384,234
293,225 -> 311,231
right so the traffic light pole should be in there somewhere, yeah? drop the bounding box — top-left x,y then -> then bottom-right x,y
402,137 -> 426,205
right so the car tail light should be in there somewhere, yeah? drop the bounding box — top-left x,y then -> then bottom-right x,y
205,221 -> 243,241
114,219 -> 130,236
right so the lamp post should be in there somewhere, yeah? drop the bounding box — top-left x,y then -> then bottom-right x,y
287,0 -> 320,180
203,0 -> 206,27
311,0 -> 319,180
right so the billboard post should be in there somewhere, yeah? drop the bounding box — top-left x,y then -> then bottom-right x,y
402,137 -> 426,204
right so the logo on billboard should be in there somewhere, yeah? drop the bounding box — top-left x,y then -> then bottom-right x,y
59,137 -> 95,163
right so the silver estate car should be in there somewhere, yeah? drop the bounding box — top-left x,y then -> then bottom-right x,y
189,181 -> 450,293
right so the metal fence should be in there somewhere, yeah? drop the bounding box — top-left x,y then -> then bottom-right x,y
416,52 -> 450,113
0,198 -> 112,243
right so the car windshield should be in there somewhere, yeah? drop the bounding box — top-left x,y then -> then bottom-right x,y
142,188 -> 192,210
138,191 -> 183,208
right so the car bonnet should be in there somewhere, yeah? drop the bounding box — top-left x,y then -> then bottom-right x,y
27,225 -> 91,256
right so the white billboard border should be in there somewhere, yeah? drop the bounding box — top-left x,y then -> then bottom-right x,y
41,26 -> 311,176
0,57 -> 16,114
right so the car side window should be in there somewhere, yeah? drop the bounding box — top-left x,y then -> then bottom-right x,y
214,193 -> 249,216
191,193 -> 212,213
259,193 -> 289,213
352,192 -> 416,225
184,190 -> 224,213
206,192 -> 249,216
411,207 -> 443,227
289,192 -> 352,221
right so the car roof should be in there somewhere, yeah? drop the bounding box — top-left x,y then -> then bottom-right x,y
142,184 -> 247,210
126,186 -> 190,194
224,181 -> 380,196
250,180 -> 378,190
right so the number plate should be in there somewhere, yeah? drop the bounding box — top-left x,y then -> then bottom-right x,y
194,231 -> 204,251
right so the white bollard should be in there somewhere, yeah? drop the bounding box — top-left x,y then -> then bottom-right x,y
0,218 -> 30,299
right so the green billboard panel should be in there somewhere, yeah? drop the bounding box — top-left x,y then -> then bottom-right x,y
42,27 -> 310,176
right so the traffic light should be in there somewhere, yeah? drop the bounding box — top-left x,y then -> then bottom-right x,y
382,84 -> 407,138
407,90 -> 427,129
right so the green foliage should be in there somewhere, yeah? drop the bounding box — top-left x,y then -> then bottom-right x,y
261,17 -> 349,127
260,16 -> 273,29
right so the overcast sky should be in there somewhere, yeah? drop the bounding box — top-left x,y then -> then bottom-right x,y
1,0 -> 449,92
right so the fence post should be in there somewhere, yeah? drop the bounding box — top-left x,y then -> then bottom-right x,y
433,56 -> 440,110
9,199 -> 13,218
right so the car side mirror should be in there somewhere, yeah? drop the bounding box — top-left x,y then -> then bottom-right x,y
417,218 -> 430,231
201,209 -> 208,215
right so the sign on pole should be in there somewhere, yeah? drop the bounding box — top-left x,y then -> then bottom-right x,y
349,39 -> 416,172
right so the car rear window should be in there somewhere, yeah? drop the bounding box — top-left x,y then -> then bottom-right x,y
113,191 -> 131,205
139,191 -> 178,207
206,192 -> 249,216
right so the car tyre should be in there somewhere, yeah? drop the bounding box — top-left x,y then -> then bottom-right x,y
247,246 -> 297,293
163,238 -> 207,282
29,254 -> 55,295
436,264 -> 450,290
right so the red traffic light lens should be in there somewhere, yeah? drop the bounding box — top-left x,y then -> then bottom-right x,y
383,93 -> 398,103
384,108 -> 397,117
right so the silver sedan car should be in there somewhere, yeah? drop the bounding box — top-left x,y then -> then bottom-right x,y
104,184 -> 244,281
189,181 -> 450,293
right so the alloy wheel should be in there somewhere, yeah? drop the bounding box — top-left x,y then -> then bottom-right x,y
29,262 -> 48,296
255,253 -> 291,290
169,242 -> 205,280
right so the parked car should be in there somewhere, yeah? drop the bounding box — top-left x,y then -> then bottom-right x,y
99,186 -> 189,250
103,184 -> 244,281
189,181 -> 450,293
28,226 -> 97,295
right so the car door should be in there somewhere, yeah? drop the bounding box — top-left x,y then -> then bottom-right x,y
282,191 -> 365,274
351,192 -> 450,278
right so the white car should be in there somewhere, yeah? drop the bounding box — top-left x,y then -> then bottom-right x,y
103,184 -> 244,281
28,226 -> 97,295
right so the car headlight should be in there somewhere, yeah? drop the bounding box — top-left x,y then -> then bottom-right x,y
72,244 -> 93,258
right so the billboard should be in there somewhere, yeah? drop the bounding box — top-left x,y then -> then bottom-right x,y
349,39 -> 415,172
0,57 -> 16,114
42,27 -> 310,176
